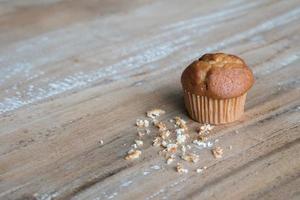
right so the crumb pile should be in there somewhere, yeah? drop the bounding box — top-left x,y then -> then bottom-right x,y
125,108 -> 227,173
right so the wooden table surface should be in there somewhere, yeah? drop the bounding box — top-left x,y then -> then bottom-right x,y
1,0 -> 300,199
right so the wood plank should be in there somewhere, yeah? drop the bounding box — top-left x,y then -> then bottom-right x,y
0,0 -> 299,199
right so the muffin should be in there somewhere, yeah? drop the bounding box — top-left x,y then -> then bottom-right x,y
181,53 -> 254,124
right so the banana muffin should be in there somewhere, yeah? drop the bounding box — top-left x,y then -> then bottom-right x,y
181,53 -> 254,124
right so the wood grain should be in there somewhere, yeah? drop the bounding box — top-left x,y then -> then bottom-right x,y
0,0 -> 300,199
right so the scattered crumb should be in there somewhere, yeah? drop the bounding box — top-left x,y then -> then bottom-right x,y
174,117 -> 188,130
160,130 -> 170,140
135,140 -> 143,147
181,145 -> 186,154
151,165 -> 161,170
182,153 -> 199,163
176,129 -> 187,144
167,155 -> 175,165
198,134 -> 208,141
235,130 -> 239,134
196,166 -> 207,173
138,131 -> 145,137
158,149 -> 168,156
176,163 -> 188,173
207,141 -> 213,148
167,143 -> 178,153
136,119 -> 149,128
193,140 -> 207,148
153,137 -> 162,147
147,109 -> 166,119
198,124 -> 214,133
155,121 -> 167,132
161,140 -> 168,148
167,158 -> 174,165
212,147 -> 223,159
125,149 -> 142,160
130,110 -> 229,174
99,140 -> 104,145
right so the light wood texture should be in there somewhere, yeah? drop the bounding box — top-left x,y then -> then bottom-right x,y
1,0 -> 300,199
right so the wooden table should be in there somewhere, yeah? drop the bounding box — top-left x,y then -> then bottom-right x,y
1,0 -> 300,199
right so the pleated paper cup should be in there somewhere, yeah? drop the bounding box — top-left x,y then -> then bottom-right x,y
183,90 -> 247,124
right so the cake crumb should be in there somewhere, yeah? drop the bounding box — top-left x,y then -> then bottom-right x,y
99,140 -> 104,145
125,149 -> 142,160
155,121 -> 167,132
136,119 -> 149,128
182,153 -> 199,163
160,130 -> 170,140
193,140 -> 207,148
174,117 -> 188,130
147,109 -> 166,119
131,144 -> 138,149
153,137 -> 162,147
161,140 -> 168,148
138,131 -> 145,137
135,140 -> 143,147
229,145 -> 233,150
198,124 -> 214,133
167,155 -> 175,165
176,129 -> 187,144
146,129 -> 151,135
196,166 -> 207,173
198,134 -> 208,141
181,145 -> 186,154
167,143 -> 178,153
176,163 -> 188,173
212,147 -> 223,158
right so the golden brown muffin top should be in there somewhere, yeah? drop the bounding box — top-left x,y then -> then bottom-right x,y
181,53 -> 254,99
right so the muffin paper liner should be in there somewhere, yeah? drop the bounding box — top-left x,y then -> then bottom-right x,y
183,90 -> 247,124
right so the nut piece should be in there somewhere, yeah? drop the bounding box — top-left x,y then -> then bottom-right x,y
212,146 -> 223,158
125,149 -> 142,160
176,163 -> 188,173
147,109 -> 166,119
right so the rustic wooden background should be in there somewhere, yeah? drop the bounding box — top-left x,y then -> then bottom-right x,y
1,0 -> 300,199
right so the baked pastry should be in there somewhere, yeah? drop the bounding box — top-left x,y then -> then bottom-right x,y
181,53 -> 254,124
